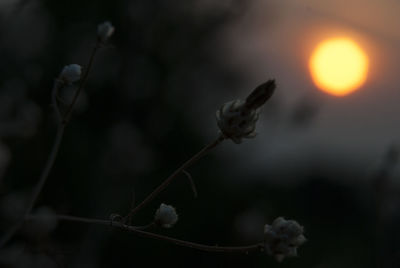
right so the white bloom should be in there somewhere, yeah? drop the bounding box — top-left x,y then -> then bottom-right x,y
216,100 -> 259,144
59,64 -> 82,84
154,203 -> 178,228
97,21 -> 115,43
216,80 -> 275,144
263,217 -> 306,262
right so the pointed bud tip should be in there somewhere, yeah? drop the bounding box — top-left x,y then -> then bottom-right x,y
245,79 -> 276,110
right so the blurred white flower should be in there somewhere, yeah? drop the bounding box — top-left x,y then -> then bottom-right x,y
0,192 -> 26,222
25,206 -> 58,237
59,64 -> 82,84
263,217 -> 306,262
97,21 -> 115,43
0,244 -> 58,268
154,203 -> 178,228
216,80 -> 275,143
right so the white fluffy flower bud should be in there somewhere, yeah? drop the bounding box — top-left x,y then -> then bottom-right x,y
154,203 -> 178,228
59,64 -> 82,84
216,80 -> 275,144
97,21 -> 115,43
216,100 -> 259,144
263,217 -> 306,262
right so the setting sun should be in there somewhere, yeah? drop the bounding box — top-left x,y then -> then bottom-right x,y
309,38 -> 369,96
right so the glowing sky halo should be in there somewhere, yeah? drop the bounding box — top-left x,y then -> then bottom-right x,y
309,37 -> 369,96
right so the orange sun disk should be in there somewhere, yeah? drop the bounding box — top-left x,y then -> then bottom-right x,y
309,38 -> 369,96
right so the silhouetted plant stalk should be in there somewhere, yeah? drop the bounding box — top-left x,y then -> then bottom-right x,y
124,81 -> 277,219
0,22 -> 111,248
123,134 -> 225,222
0,20 -> 307,263
62,44 -> 100,125
26,214 -> 263,254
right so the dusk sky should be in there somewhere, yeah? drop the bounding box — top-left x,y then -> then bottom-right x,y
1,1 -> 399,267
191,0 -> 400,184
1,0 -> 400,183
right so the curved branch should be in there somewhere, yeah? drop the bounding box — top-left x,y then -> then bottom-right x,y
62,42 -> 100,125
27,214 -> 263,254
0,124 -> 65,247
125,134 -> 225,220
0,41 -> 101,248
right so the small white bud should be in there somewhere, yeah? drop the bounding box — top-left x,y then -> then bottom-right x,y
97,21 -> 115,43
154,203 -> 178,228
264,217 -> 306,262
59,64 -> 82,84
216,80 -> 275,144
216,100 -> 259,144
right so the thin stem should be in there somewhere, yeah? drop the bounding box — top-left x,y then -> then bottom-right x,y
0,40 -> 102,248
51,80 -> 63,122
25,125 -> 65,215
134,222 -> 155,230
127,188 -> 136,225
182,170 -> 198,198
129,227 -> 262,253
62,42 -> 100,125
27,214 -> 262,254
0,124 -> 65,247
125,135 -> 225,220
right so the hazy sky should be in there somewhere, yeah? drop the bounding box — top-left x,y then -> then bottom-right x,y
209,0 -> 400,184
3,0 -> 400,185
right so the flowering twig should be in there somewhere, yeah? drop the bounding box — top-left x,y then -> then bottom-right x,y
0,22 -> 112,247
62,21 -> 114,124
124,80 -> 276,221
124,134 -> 225,221
62,42 -> 100,125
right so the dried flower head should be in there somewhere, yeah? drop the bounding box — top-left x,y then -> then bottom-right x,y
263,217 -> 306,262
216,80 -> 276,143
97,21 -> 115,43
59,64 -> 82,84
154,203 -> 178,228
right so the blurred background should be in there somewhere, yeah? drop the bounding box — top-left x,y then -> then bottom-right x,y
0,0 -> 400,267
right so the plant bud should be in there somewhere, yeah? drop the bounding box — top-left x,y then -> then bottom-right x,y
59,64 -> 82,84
154,203 -> 178,228
216,80 -> 275,144
264,217 -> 306,262
97,21 -> 115,43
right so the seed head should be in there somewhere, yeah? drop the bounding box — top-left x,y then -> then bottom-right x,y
59,64 -> 82,84
154,203 -> 178,228
264,217 -> 306,262
216,80 -> 276,143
